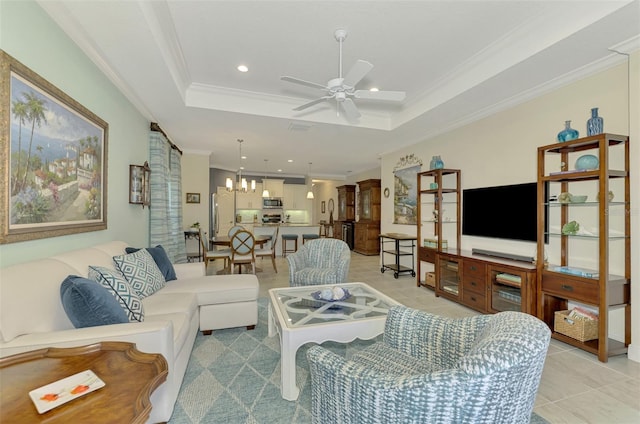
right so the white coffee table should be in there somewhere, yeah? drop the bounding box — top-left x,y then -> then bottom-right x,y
268,282 -> 401,400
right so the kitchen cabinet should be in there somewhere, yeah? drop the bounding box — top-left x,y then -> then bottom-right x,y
283,184 -> 311,210
263,179 -> 284,198
236,183 -> 263,209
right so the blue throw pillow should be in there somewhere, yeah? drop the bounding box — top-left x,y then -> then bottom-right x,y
113,249 -> 166,298
88,266 -> 145,322
125,245 -> 177,281
60,275 -> 129,328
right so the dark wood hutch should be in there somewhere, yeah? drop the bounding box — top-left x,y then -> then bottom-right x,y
354,179 -> 381,255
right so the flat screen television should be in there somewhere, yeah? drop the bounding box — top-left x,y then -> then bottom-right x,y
462,182 -> 546,243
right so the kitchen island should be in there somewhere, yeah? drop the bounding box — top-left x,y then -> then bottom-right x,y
253,224 -> 320,257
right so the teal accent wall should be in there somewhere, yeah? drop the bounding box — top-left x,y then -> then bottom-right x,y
0,1 -> 150,267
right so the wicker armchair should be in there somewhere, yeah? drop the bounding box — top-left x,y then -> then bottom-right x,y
307,306 -> 550,424
286,238 -> 351,286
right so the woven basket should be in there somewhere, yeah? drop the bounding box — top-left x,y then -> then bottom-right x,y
554,310 -> 598,342
425,272 -> 436,288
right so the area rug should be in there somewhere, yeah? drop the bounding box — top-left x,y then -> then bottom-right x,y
168,298 -> 549,423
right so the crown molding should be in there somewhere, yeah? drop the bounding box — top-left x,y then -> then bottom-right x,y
138,0 -> 191,100
36,0 -> 155,121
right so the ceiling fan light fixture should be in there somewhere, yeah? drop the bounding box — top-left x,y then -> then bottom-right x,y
281,29 -> 405,121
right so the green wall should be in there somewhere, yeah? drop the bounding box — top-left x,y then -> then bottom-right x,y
0,1 -> 150,267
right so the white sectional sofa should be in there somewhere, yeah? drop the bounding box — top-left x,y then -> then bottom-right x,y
0,241 -> 259,423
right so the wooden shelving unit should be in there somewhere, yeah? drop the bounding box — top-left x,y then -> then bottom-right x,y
416,169 -> 461,288
536,133 -> 630,362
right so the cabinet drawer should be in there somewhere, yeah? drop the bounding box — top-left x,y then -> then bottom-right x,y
419,247 -> 436,263
542,273 -> 599,304
463,276 -> 486,295
463,260 -> 486,279
463,291 -> 486,311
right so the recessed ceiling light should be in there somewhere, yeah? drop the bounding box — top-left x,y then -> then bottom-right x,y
237,65 -> 248,73
241,155 -> 247,159
287,159 -> 293,163
278,169 -> 283,172
240,166 -> 245,170
369,87 -> 379,92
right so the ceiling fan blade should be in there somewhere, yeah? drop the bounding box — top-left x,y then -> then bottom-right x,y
340,98 -> 361,120
281,76 -> 327,91
293,96 -> 331,111
354,90 -> 406,102
342,60 -> 373,88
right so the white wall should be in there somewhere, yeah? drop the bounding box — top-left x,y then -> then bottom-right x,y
382,61 -> 630,252
382,57 -> 638,360
0,1 -> 150,267
314,180 -> 343,223
181,153 -> 210,234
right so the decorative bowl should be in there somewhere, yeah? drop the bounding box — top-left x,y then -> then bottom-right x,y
311,288 -> 351,302
558,192 -> 572,203
575,154 -> 599,170
571,195 -> 588,203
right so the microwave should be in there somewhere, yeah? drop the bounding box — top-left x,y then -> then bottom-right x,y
262,197 -> 283,208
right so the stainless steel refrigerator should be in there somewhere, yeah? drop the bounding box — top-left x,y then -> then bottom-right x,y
210,192 -> 219,239
210,189 -> 235,239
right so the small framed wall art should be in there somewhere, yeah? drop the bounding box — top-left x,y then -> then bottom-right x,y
129,162 -> 151,207
186,193 -> 200,204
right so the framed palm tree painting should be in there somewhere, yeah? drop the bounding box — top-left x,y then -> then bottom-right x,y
0,51 -> 108,244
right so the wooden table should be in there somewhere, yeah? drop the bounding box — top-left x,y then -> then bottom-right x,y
210,234 -> 271,247
211,235 -> 272,273
0,342 -> 167,424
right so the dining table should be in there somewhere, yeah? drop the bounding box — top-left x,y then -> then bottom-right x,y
210,234 -> 273,274
210,234 -> 272,248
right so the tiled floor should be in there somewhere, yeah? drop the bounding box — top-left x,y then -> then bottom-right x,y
207,252 -> 640,424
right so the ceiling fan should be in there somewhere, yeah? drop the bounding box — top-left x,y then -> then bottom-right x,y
281,29 -> 406,121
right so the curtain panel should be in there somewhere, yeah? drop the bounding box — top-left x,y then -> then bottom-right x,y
149,130 -> 187,263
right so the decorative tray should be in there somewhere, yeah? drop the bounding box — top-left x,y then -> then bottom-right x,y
311,288 -> 351,302
29,370 -> 105,414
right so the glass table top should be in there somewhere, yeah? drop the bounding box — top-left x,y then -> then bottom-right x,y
269,282 -> 398,328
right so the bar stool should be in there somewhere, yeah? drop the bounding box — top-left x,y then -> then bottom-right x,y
302,234 -> 320,244
281,234 -> 298,257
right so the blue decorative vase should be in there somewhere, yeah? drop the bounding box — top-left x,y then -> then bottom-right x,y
430,155 -> 444,170
586,107 -> 603,136
575,154 -> 599,170
557,120 -> 579,142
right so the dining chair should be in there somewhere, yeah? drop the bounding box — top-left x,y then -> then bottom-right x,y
228,225 -> 245,238
255,226 -> 279,273
229,229 -> 256,274
198,229 -> 231,269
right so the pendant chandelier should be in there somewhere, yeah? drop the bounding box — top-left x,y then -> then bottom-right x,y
306,162 -> 314,199
262,159 -> 270,198
225,139 -> 255,192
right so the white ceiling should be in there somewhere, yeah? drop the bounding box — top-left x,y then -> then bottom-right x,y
38,0 -> 639,179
